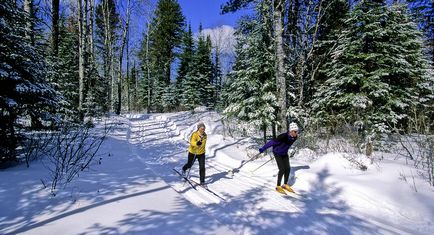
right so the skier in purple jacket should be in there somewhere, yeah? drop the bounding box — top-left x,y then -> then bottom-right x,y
259,122 -> 299,194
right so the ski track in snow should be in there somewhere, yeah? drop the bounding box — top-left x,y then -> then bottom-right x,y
124,112 -> 424,235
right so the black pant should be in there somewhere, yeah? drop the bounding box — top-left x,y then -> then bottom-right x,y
274,153 -> 290,186
182,152 -> 206,183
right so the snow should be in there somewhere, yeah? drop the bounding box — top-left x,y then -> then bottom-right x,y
1,111 -> 433,235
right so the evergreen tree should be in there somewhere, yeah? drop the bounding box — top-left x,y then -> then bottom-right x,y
181,26 -> 215,109
311,1 -> 431,137
138,65 -> 151,112
148,0 -> 185,112
175,23 -> 194,109
162,82 -> 177,111
0,1 -> 59,164
55,16 -> 80,121
213,48 -> 223,109
407,0 -> 433,65
128,65 -> 139,112
203,35 -> 217,107
308,0 -> 350,101
222,4 -> 276,134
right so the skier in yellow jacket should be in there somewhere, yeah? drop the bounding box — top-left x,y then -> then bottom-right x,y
182,122 -> 207,184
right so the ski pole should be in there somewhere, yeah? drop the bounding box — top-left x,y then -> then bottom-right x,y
185,153 -> 197,180
241,152 -> 262,166
228,152 -> 262,174
251,155 -> 275,173
184,134 -> 199,184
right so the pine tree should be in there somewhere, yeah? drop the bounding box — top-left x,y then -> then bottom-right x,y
304,0 -> 350,103
213,48 -> 223,109
162,82 -> 177,111
407,0 -> 433,65
203,35 -> 217,107
181,26 -> 215,109
128,64 -> 139,112
55,16 -> 80,121
223,0 -> 287,131
311,0 -> 431,136
148,0 -> 185,112
0,1 -> 59,164
222,4 -> 276,135
175,24 -> 194,109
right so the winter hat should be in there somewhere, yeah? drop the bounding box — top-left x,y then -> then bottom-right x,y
197,122 -> 205,130
289,122 -> 299,132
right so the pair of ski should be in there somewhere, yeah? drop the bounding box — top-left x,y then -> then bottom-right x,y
173,168 -> 225,201
276,187 -> 302,199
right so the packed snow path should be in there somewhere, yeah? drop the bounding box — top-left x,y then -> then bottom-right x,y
127,113 -> 424,235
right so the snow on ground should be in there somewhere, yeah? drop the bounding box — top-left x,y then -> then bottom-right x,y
0,111 -> 433,235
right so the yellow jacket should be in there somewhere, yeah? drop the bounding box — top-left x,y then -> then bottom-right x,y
188,130 -> 207,155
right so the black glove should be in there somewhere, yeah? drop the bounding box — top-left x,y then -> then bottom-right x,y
196,140 -> 202,146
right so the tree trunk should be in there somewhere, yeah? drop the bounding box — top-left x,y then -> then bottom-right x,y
24,0 -> 43,128
51,0 -> 59,56
102,0 -> 112,112
146,22 -> 152,113
24,0 -> 34,45
133,63 -> 138,112
126,29 -> 130,112
116,0 -> 131,115
274,0 -> 287,132
78,0 -> 86,120
89,0 -> 95,63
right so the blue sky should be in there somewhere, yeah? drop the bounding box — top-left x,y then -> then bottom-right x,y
178,0 -> 249,32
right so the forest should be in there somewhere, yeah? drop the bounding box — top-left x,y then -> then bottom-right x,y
0,0 -> 433,181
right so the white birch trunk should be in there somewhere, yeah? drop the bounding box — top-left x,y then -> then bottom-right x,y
274,0 -> 287,131
126,29 -> 130,112
146,22 -> 151,112
78,0 -> 85,116
89,0 -> 95,63
103,0 -> 114,112
23,0 -> 34,45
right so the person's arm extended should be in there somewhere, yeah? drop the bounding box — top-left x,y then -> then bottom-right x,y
259,139 -> 278,153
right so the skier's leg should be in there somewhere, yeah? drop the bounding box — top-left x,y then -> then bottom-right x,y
282,154 -> 290,184
274,154 -> 284,186
198,154 -> 206,183
182,152 -> 196,172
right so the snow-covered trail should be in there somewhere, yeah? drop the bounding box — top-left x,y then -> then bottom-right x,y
0,115 -> 236,235
127,112 -> 420,235
1,112 -> 431,235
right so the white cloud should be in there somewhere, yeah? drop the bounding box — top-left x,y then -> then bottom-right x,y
196,25 -> 237,74
201,25 -> 236,56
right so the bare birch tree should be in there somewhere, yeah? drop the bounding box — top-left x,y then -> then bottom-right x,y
23,0 -> 34,45
78,0 -> 86,120
274,0 -> 288,132
88,0 -> 96,63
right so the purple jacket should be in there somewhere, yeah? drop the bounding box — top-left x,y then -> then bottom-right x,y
260,132 -> 297,156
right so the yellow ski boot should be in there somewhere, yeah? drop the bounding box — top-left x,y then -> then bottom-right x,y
281,184 -> 295,193
276,186 -> 287,195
